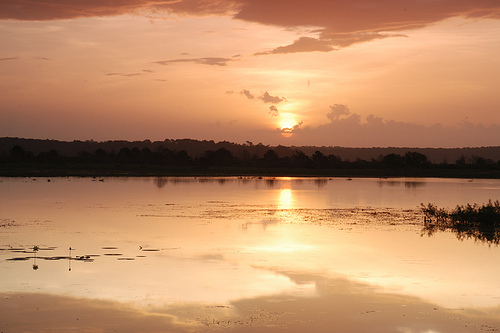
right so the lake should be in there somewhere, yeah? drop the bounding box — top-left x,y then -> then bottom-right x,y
1,176 -> 500,332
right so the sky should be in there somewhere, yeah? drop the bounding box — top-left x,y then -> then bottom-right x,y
1,0 -> 500,148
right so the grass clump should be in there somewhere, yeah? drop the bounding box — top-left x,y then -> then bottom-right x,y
421,200 -> 500,244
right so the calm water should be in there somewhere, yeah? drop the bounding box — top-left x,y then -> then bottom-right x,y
1,177 -> 500,332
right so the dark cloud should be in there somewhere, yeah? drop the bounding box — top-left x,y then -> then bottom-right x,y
153,57 -> 233,66
0,0 -> 150,20
0,57 -> 18,61
238,0 -> 499,54
4,1 -> 498,31
269,105 -> 279,117
259,91 -> 285,104
2,1 -> 498,52
234,1 -> 500,33
240,89 -> 254,99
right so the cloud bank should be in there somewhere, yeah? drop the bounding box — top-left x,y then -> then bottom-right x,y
286,109 -> 500,148
3,1 -> 499,52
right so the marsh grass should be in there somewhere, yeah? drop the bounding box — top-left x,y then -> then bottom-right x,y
421,200 -> 500,244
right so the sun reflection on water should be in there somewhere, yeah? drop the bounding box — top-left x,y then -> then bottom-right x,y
278,188 -> 294,210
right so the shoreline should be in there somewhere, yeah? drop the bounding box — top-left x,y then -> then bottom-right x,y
2,164 -> 500,179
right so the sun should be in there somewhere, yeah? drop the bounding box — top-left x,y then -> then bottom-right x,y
279,113 -> 297,137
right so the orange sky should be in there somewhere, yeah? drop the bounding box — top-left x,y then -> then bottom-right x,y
1,0 -> 500,147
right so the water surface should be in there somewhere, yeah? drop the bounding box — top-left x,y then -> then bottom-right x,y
1,177 -> 500,332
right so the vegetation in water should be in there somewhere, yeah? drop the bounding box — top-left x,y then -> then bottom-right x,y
421,200 -> 500,244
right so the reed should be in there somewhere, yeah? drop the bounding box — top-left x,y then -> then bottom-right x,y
421,200 -> 500,244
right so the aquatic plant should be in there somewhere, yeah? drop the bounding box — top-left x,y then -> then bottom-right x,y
421,200 -> 500,244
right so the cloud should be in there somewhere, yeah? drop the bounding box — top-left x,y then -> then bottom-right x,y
153,57 -> 233,66
255,33 -> 408,55
240,89 -> 254,99
259,91 -> 285,104
239,90 -> 287,103
269,105 -> 279,117
255,37 -> 336,55
283,108 -> 500,148
4,1 -> 498,31
236,90 -> 287,117
234,1 -> 500,33
327,104 -> 350,121
278,121 -> 304,134
0,57 -> 18,61
106,72 -> 143,77
2,1 -> 498,51
321,32 -> 407,48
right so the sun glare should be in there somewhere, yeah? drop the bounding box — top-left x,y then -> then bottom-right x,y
279,113 -> 297,137
278,188 -> 294,210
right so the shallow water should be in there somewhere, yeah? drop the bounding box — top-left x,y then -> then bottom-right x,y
1,177 -> 500,332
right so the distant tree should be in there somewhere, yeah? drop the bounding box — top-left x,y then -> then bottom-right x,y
117,147 -> 132,163
404,151 -> 429,168
263,149 -> 279,167
78,150 -> 93,163
38,149 -> 61,164
94,148 -> 108,163
159,148 -> 176,165
455,155 -> 467,167
174,150 -> 191,166
10,145 -> 26,161
352,158 -> 370,169
291,150 -> 313,169
198,148 -> 235,167
327,154 -> 342,168
472,156 -> 495,169
382,153 -> 404,168
312,151 -> 329,169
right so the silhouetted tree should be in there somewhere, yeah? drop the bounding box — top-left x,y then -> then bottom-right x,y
10,145 -> 26,161
456,155 -> 467,167
263,149 -> 279,167
38,149 -> 62,164
312,151 -> 329,169
291,150 -> 313,168
174,150 -> 191,166
404,151 -> 429,168
327,154 -> 342,168
78,150 -> 93,163
94,148 -> 108,163
200,148 -> 236,167
382,153 -> 404,168
472,156 -> 495,169
117,147 -> 132,163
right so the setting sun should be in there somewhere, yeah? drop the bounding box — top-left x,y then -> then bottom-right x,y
279,113 -> 298,137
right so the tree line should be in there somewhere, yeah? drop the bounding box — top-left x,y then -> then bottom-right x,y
3,144 -> 500,172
